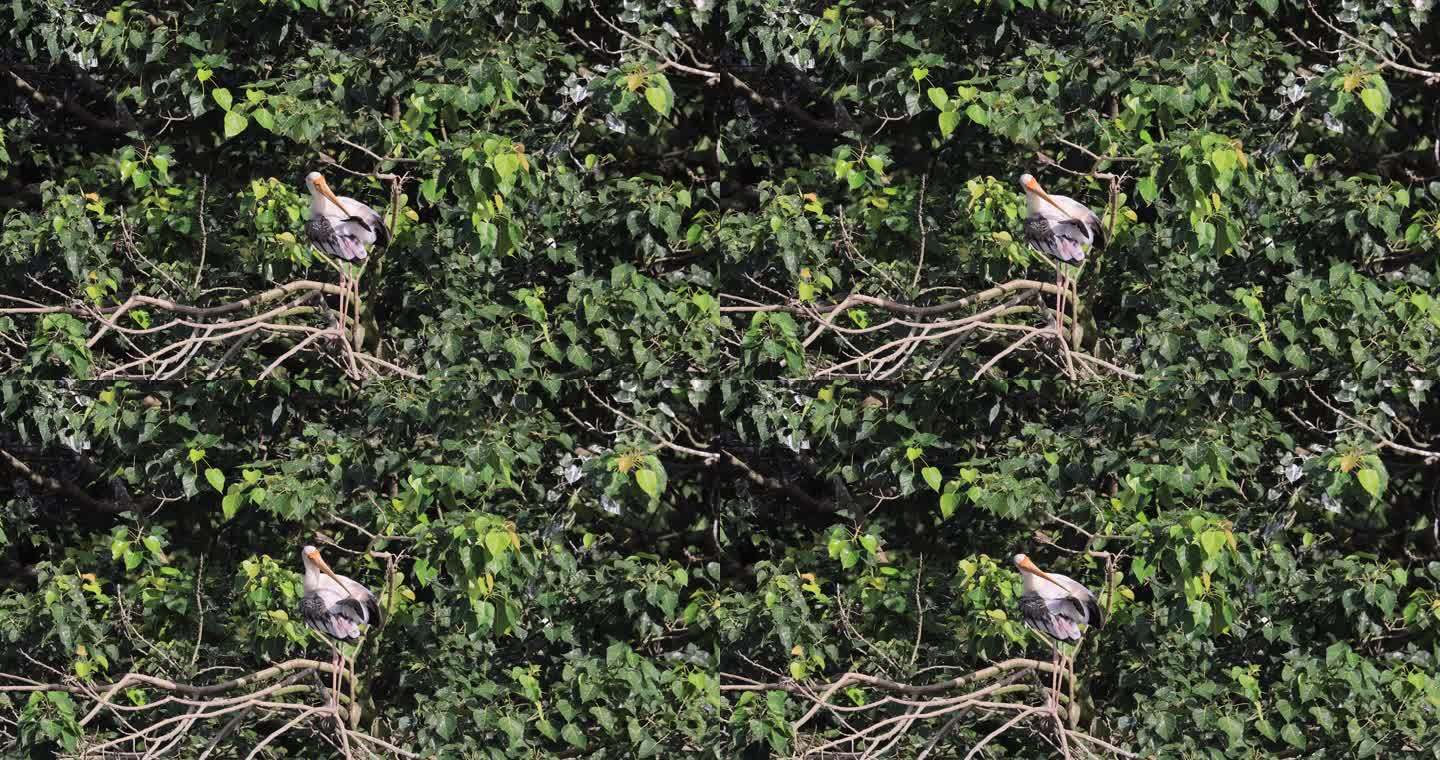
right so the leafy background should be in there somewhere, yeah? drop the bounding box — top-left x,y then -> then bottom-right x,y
2,0 -> 1439,757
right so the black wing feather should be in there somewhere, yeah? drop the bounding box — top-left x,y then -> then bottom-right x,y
333,597 -> 367,625
363,593 -> 383,627
301,592 -> 349,639
1083,594 -> 1104,628
305,216 -> 368,261
1087,209 -> 1109,249
1024,216 -> 1092,263
299,592 -> 329,633
300,591 -> 371,640
1019,593 -> 1091,641
368,213 -> 391,248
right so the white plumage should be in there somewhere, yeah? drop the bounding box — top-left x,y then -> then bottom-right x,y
299,545 -> 380,641
1018,173 -> 1105,264
303,171 -> 389,262
1013,553 -> 1102,642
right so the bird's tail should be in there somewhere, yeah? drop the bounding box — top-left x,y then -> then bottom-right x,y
1085,595 -> 1105,628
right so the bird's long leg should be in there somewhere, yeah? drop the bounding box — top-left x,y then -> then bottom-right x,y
337,268 -> 350,353
317,256 -> 363,378
1054,641 -> 1065,713
345,645 -> 359,727
1054,645 -> 1072,756
1045,258 -> 1068,338
350,259 -> 369,360
328,645 -> 341,713
1067,259 -> 1087,355
314,253 -> 349,338
1053,266 -> 1076,380
1065,644 -> 1079,728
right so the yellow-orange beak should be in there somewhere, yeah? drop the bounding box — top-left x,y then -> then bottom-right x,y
1017,555 -> 1066,589
1024,177 -> 1071,218
311,175 -> 346,210
306,548 -> 346,587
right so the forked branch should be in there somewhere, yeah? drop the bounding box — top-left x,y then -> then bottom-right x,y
1,279 -> 418,381
0,658 -> 415,758
720,278 -> 1139,381
721,657 -> 1134,758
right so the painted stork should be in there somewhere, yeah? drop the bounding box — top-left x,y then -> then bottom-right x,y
302,172 -> 389,353
1013,553 -> 1102,714
1018,174 -> 1105,352
299,545 -> 380,711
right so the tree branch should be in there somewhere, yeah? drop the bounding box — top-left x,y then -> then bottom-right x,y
0,65 -> 136,133
0,446 -> 152,515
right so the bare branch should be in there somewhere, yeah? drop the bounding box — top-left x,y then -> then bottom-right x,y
0,446 -> 153,515
1307,1 -> 1440,85
1306,386 -> 1439,461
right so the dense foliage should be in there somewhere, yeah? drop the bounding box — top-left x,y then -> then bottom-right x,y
2,0 -> 1438,757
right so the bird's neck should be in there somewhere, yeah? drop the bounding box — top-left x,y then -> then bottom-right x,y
310,194 -> 341,218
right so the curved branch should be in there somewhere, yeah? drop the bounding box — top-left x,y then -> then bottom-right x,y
0,446 -> 153,515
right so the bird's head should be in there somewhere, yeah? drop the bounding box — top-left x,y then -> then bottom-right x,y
1018,173 -> 1070,217
303,171 -> 345,208
301,544 -> 345,585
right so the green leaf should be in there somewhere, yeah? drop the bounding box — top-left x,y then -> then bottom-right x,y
645,84 -> 671,116
204,468 -> 225,493
565,344 -> 593,370
926,87 -> 949,110
211,87 -> 233,111
1198,529 -> 1227,559
964,103 -> 988,126
493,153 -> 520,182
939,492 -> 960,518
1281,723 -> 1306,749
1210,148 -> 1236,176
223,111 -> 248,138
221,492 -> 243,520
251,108 -> 274,131
561,723 -> 587,749
921,466 -> 942,492
142,536 -> 165,562
484,530 -> 511,560
1360,88 -> 1385,116
1217,715 -> 1245,747
938,110 -> 959,138
1356,468 -> 1382,499
1137,176 -> 1158,203
635,469 -> 660,498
